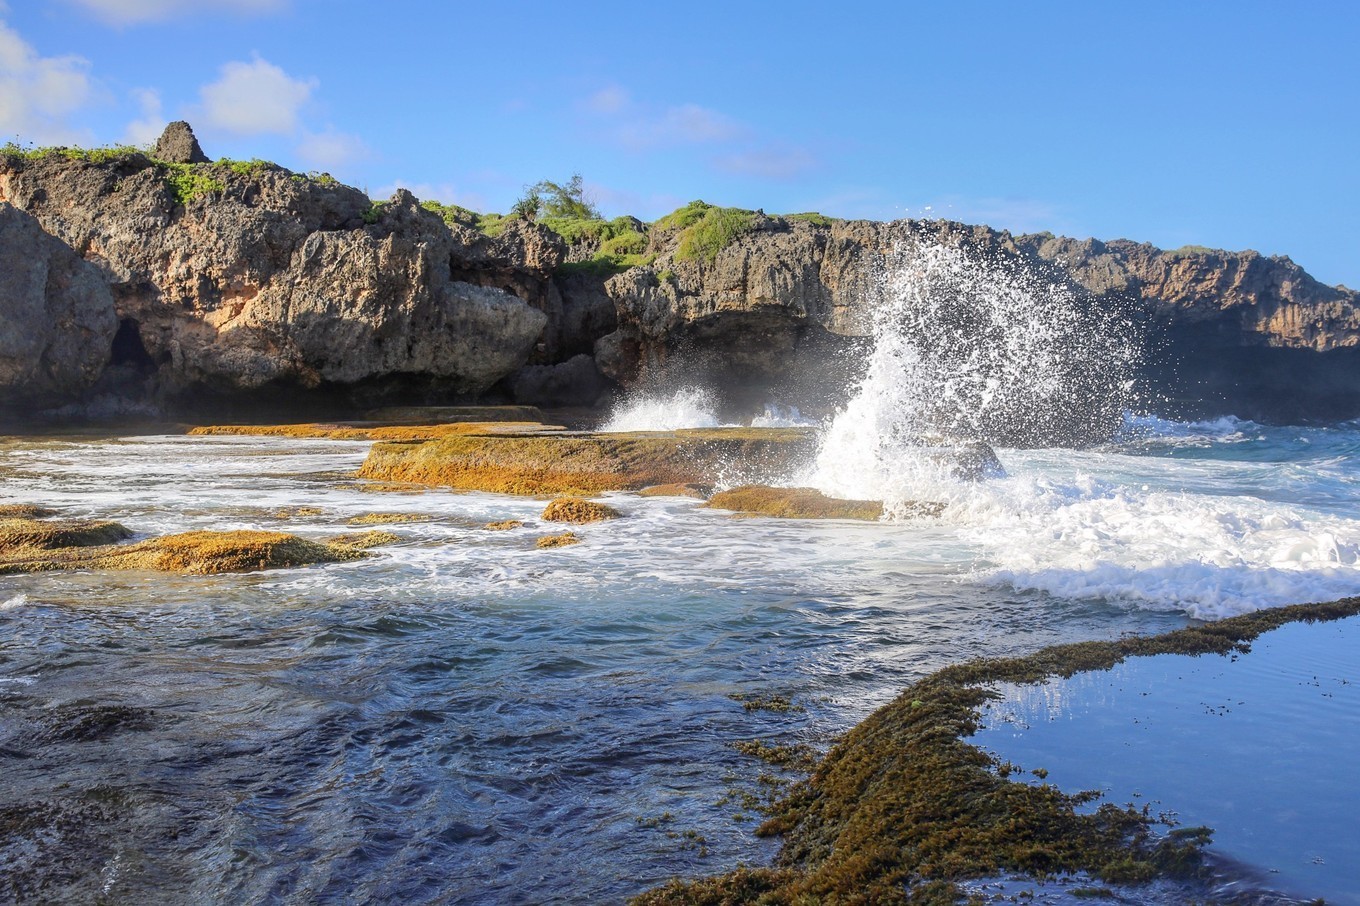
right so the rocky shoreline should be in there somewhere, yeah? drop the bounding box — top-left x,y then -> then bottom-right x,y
3,123 -> 1358,430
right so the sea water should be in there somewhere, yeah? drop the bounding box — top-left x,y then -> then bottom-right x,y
4,242 -> 1360,903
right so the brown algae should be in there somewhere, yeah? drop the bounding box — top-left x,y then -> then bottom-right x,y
632,598 -> 1360,904
356,428 -> 818,496
536,532 -> 581,549
541,498 -> 622,524
0,530 -> 363,575
704,486 -> 887,521
346,513 -> 433,526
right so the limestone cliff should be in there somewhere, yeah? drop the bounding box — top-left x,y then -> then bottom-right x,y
2,124 -> 1357,424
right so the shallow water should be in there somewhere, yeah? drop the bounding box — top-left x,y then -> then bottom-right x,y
975,617 -> 1360,905
1,418 -> 1359,902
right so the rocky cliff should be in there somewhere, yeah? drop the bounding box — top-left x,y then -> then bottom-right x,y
1,125 -> 1356,425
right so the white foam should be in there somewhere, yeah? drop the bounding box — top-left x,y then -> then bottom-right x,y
0,594 -> 29,610
963,477 -> 1360,619
599,388 -> 729,432
750,404 -> 818,428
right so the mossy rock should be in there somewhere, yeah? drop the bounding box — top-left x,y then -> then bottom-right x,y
0,518 -> 133,552
536,532 -> 580,549
0,530 -> 362,576
357,427 -> 818,496
346,513 -> 432,526
704,486 -> 886,521
638,483 -> 712,499
329,530 -> 401,550
485,520 -> 524,531
541,498 -> 621,524
0,504 -> 59,519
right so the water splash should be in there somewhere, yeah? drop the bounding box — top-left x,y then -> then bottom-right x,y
599,387 -> 728,432
809,242 -> 1141,509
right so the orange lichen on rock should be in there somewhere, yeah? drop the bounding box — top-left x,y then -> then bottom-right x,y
357,428 -> 818,496
704,486 -> 888,521
0,530 -> 362,575
535,532 -> 580,549
541,498 -> 622,524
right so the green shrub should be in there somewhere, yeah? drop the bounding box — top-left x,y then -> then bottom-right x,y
785,211 -> 836,228
653,200 -> 714,231
216,158 -> 273,176
675,206 -> 756,264
361,200 -> 387,224
420,199 -> 482,229
2,143 -> 145,164
600,230 -> 647,257
162,163 -> 226,204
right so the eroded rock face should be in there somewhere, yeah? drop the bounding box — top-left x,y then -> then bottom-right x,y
0,154 -> 548,412
0,204 -> 117,405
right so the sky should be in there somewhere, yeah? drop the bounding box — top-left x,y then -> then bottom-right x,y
2,0 -> 1357,286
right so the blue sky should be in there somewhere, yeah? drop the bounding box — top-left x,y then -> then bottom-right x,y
3,0 -> 1357,286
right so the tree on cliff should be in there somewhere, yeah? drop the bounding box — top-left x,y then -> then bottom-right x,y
513,174 -> 599,221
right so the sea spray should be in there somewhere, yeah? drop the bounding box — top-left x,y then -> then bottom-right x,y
599,387 -> 728,432
809,242 -> 1141,511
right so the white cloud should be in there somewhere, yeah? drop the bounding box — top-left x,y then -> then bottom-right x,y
64,0 -> 285,25
583,85 -> 629,115
294,125 -> 368,171
712,144 -> 817,180
616,102 -> 745,150
199,56 -> 315,136
121,86 -> 164,146
0,19 -> 95,145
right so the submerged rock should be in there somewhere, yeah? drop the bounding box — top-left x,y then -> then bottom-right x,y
637,483 -> 712,499
357,427 -> 818,496
704,486 -> 889,521
541,497 -> 621,524
484,520 -> 523,531
329,530 -> 401,550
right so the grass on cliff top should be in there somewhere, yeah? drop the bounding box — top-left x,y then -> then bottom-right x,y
653,201 -> 758,265
633,598 -> 1360,904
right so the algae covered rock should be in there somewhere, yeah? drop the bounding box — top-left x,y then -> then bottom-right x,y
329,530 -> 401,550
0,517 -> 133,551
357,427 -> 818,496
637,483 -> 711,499
704,486 -> 887,521
346,512 -> 432,526
541,498 -> 621,524
0,529 -> 362,576
535,532 -> 580,549
484,520 -> 523,531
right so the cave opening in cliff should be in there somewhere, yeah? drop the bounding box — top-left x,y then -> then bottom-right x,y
109,318 -> 157,374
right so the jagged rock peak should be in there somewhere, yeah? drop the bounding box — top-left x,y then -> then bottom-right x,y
153,121 -> 209,164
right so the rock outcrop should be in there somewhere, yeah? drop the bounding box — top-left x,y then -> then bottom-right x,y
1,126 -> 1357,425
0,204 -> 118,406
151,121 -> 209,165
0,139 -> 553,415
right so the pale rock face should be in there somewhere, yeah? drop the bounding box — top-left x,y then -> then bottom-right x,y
0,204 -> 117,403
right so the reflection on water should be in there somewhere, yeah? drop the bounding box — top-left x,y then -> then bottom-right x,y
975,618 -> 1360,906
